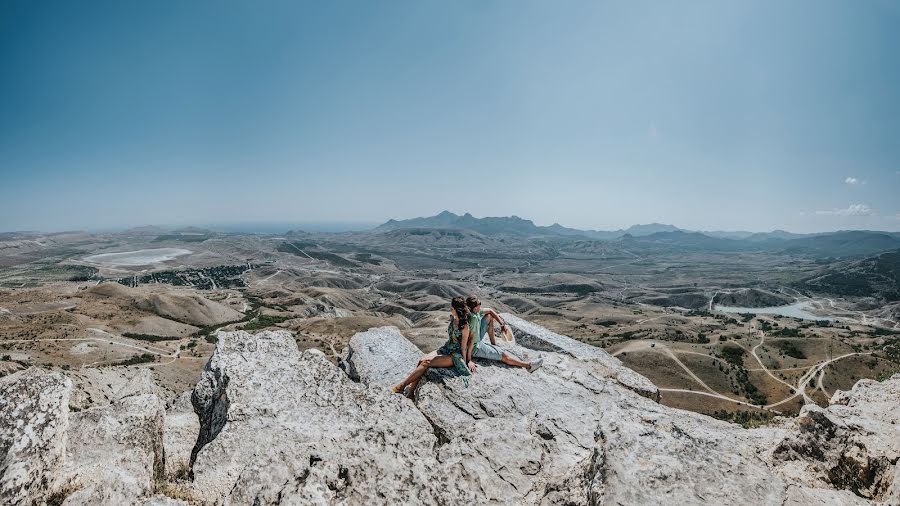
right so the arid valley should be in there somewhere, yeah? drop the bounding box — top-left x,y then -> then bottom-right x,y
3,213 -> 899,424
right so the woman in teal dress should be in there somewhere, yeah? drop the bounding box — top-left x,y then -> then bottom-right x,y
392,296 -> 473,398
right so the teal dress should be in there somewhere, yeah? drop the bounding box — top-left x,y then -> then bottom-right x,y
437,318 -> 471,377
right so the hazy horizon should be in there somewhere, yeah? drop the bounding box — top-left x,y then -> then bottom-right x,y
2,1 -> 899,233
5,210 -> 900,236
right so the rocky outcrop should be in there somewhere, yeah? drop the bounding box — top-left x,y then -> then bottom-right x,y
63,394 -> 166,505
189,330 -> 444,504
1,368 -> 167,505
0,369 -> 71,506
67,366 -> 164,410
2,318 -> 899,505
771,376 -> 900,502
339,325 -> 423,386
502,313 -> 660,401
343,325 -> 793,504
163,392 -> 199,479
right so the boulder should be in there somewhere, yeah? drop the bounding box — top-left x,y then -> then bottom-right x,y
340,326 -> 423,386
0,368 -> 71,506
189,330 -> 449,505
67,366 -> 164,410
502,313 -> 660,400
163,392 -> 199,479
771,375 -> 900,502
62,393 -> 166,505
590,382 -> 788,505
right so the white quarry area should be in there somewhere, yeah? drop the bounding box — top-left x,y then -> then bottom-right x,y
83,248 -> 193,266
1,315 -> 898,505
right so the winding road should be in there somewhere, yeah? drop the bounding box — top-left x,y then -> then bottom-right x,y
613,325 -> 878,413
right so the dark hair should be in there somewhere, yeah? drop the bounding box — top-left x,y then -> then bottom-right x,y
465,295 -> 480,311
451,296 -> 469,330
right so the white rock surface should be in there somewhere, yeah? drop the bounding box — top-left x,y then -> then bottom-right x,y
163,391 -> 199,479
340,326 -> 423,386
502,313 -> 660,400
190,329 -> 447,505
0,369 -> 71,506
346,325 -> 792,505
2,319 -> 899,505
62,393 -> 166,505
771,375 -> 900,502
67,366 -> 164,410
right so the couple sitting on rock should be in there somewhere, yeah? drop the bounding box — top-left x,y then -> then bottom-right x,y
392,295 -> 543,398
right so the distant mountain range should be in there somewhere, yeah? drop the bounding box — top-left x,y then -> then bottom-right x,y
374,211 -> 900,258
375,211 -> 684,239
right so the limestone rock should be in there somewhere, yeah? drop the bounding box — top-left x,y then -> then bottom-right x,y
0,368 -> 71,506
67,366 -> 164,410
340,326 -> 423,386
190,330 -> 447,505
163,392 -> 199,479
502,313 -> 660,400
62,393 -> 166,505
591,384 -> 788,505
350,325 -> 791,505
138,495 -> 192,506
771,375 -> 900,502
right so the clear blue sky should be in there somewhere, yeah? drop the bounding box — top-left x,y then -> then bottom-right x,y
1,0 -> 899,233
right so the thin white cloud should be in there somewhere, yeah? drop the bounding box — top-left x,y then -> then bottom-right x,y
844,176 -> 858,184
815,203 -> 874,217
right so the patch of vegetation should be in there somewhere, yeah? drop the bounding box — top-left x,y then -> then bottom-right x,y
877,369 -> 900,381
775,341 -> 807,359
67,265 -> 99,282
241,314 -> 291,331
112,353 -> 157,366
499,283 -> 601,295
122,332 -> 181,342
277,242 -> 358,267
711,409 -> 776,428
720,346 -> 746,366
772,327 -> 803,337
352,253 -> 382,265
116,264 -> 253,290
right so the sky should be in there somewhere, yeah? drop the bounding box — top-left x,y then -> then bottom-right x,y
1,0 -> 899,233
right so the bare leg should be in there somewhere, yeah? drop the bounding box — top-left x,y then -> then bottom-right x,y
393,357 -> 432,394
405,355 -> 455,398
393,353 -> 455,397
500,353 -> 530,369
406,351 -> 438,395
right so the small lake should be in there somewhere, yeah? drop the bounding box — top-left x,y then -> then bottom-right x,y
83,248 -> 192,266
714,301 -> 830,321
